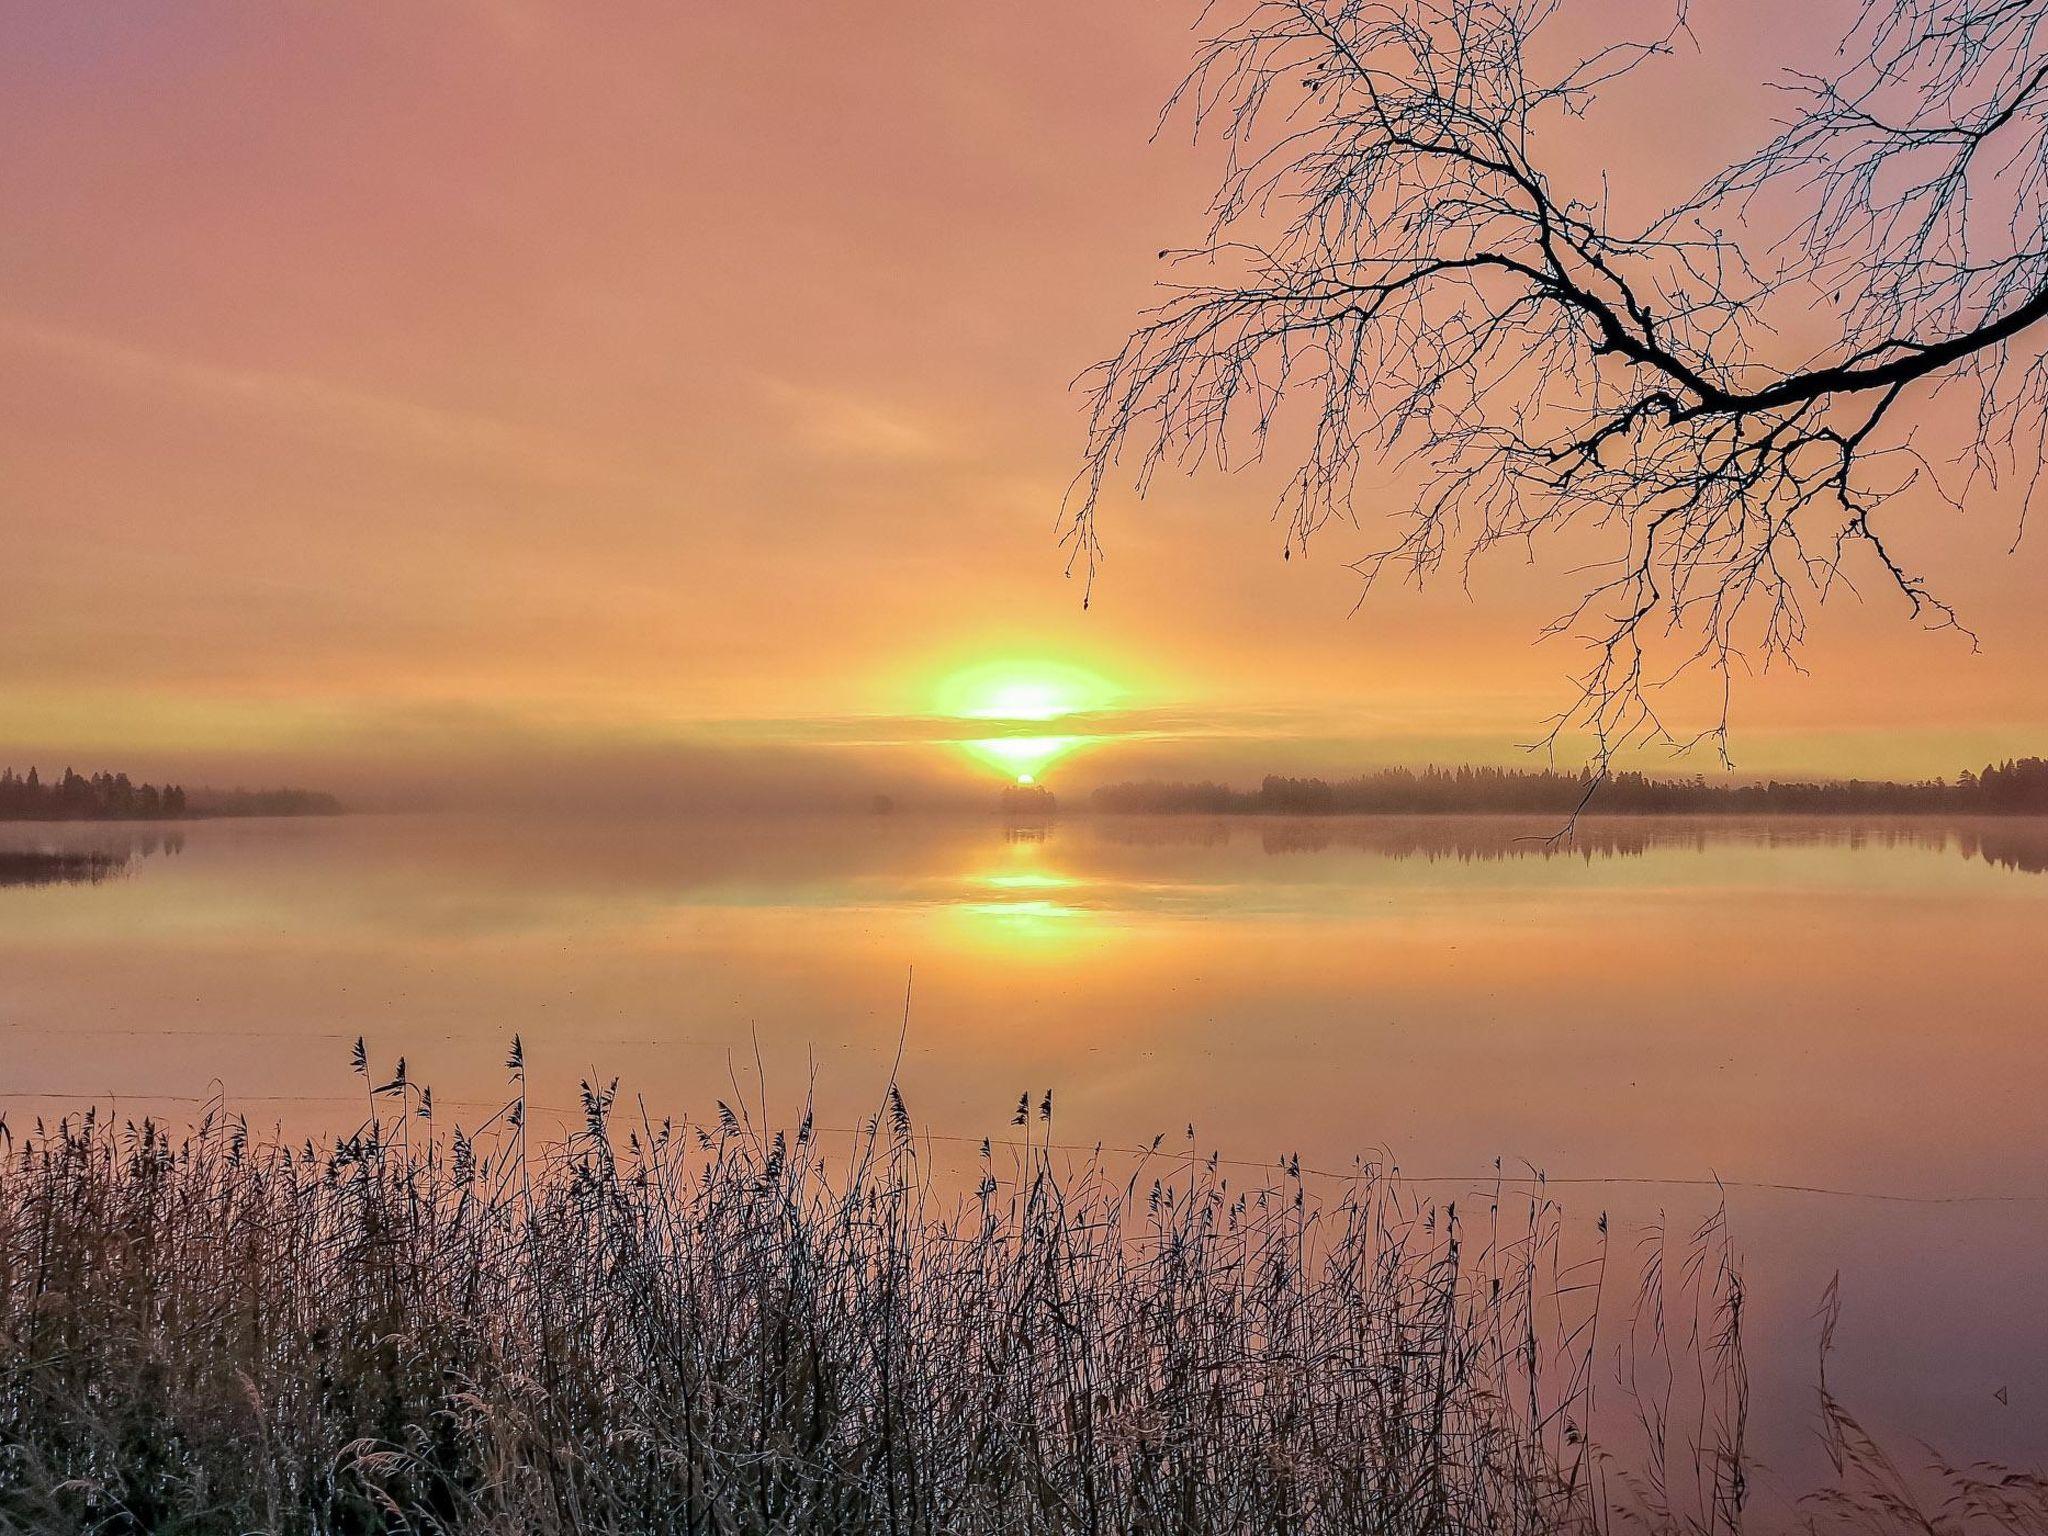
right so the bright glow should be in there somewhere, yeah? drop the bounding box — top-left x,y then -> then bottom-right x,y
935,660 -> 1115,722
948,898 -> 1086,950
963,733 -> 1078,779
947,841 -> 1094,949
973,683 -> 1065,721
981,871 -> 1070,891
934,660 -> 1118,782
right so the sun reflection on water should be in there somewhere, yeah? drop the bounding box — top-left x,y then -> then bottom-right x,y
945,834 -> 1098,949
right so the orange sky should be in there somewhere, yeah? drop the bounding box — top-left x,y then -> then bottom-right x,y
3,0 -> 2044,799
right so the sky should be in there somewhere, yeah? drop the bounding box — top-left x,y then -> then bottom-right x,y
4,0 -> 2046,804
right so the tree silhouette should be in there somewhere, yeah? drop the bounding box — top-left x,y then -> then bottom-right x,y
0,767 -> 328,821
0,766 -> 189,821
1074,0 -> 2048,761
1091,757 -> 2048,814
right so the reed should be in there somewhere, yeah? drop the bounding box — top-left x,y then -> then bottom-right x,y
0,1047 -> 2030,1534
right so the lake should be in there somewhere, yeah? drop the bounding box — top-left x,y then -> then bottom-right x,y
2,810 -> 2044,1489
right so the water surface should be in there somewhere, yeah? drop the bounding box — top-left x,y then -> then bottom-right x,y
2,811 -> 2044,1478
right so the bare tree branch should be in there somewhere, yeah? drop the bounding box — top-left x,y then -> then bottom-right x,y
1072,0 -> 2048,764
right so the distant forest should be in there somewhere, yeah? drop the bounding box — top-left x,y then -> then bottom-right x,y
1091,759 -> 2048,816
0,767 -> 341,821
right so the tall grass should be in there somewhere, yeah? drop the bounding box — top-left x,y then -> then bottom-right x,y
0,1047 -> 2031,1534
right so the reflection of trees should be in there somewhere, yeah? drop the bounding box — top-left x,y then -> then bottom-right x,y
0,850 -> 128,888
1955,824 -> 2048,875
1089,813 -> 2048,874
999,784 -> 1057,827
0,831 -> 186,888
1256,820 -> 1672,862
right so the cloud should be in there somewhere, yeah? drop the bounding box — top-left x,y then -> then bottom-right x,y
0,315 -> 653,490
756,376 -> 947,462
692,701 -> 1502,752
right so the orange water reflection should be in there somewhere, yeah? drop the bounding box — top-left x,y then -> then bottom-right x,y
2,811 -> 2045,1472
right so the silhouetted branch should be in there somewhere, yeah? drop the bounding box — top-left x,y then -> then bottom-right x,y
1075,0 -> 2048,761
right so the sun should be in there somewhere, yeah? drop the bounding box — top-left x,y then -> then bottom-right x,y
933,660 -> 1118,782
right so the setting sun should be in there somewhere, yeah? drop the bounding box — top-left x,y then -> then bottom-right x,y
934,659 -> 1118,782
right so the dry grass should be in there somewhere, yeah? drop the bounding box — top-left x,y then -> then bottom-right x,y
0,1045 -> 2033,1535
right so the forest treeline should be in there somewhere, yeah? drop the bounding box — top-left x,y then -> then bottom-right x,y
1091,759 -> 2048,816
0,767 -> 341,821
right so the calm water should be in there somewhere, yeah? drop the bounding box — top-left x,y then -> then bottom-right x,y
2,811 -> 2045,1481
